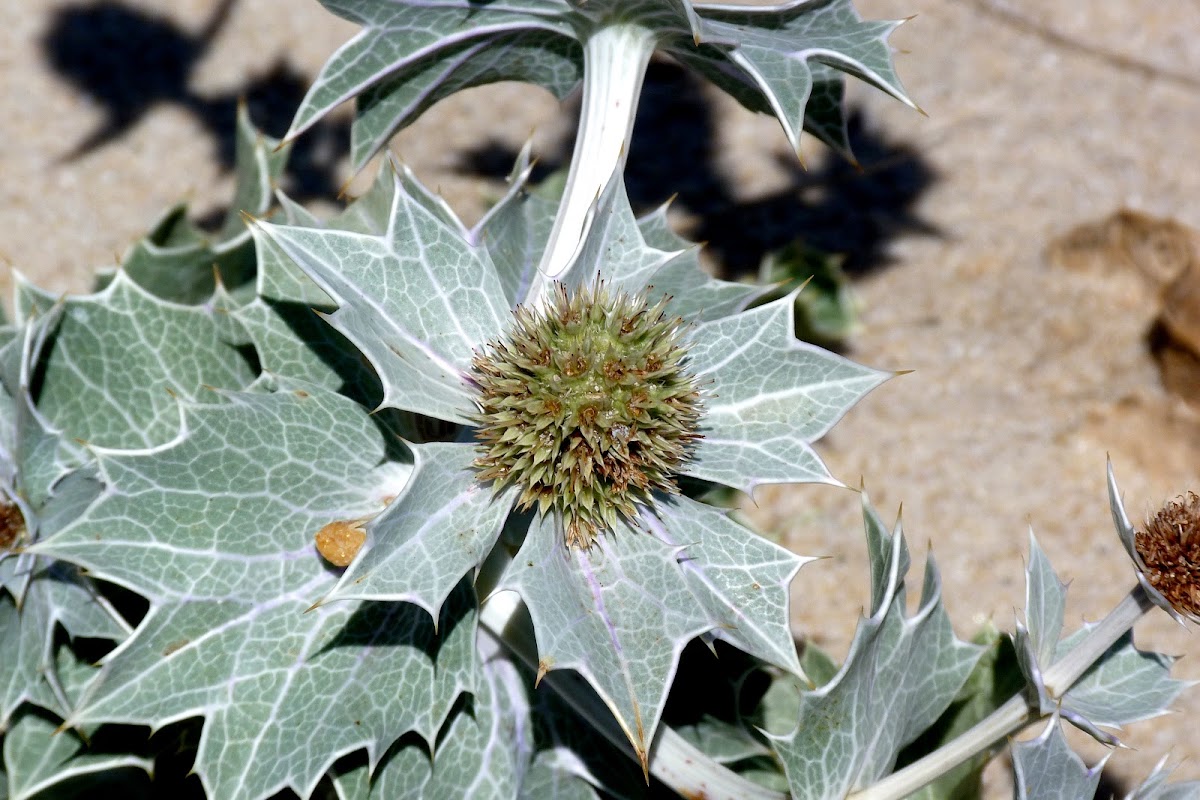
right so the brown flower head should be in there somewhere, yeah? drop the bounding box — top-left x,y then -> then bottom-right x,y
0,500 -> 25,552
1135,492 -> 1200,620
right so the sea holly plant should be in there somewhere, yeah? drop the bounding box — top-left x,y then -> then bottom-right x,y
3,1 -> 1200,799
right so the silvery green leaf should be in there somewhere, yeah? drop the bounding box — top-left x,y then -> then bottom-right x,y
560,175 -> 681,293
861,493 -> 908,613
330,650 -> 529,799
675,715 -> 770,765
0,558 -> 129,724
0,306 -> 86,514
683,294 -> 891,494
637,243 -> 761,324
520,665 -> 649,800
296,0 -> 909,170
680,0 -> 915,158
320,442 -> 513,620
500,514 -> 710,767
351,30 -> 582,169
331,742 -> 430,799
2,709 -> 151,800
770,497 -> 983,799
111,106 -> 289,304
559,177 -> 757,323
238,198 -> 386,398
255,164 -> 510,424
1013,621 -> 1052,716
635,201 -> 693,254
254,199 -> 337,309
288,1 -> 575,158
1056,626 -> 1187,731
29,388 -> 477,800
471,144 -> 560,308
0,319 -> 127,725
16,273 -> 255,451
903,622 -> 1025,800
1025,532 -> 1067,668
220,105 -> 293,241
1126,757 -> 1200,800
227,297 -> 353,391
519,757 -> 605,800
419,654 -> 530,800
1011,716 -> 1106,800
108,204 -> 256,305
329,159 -> 400,236
645,495 -> 809,676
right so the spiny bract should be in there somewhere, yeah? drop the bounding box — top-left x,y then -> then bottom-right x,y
471,281 -> 702,547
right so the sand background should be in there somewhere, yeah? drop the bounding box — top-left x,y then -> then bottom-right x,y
4,0 -> 1200,794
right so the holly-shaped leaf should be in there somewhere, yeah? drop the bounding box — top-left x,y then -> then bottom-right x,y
683,294 -> 892,494
108,106 -> 290,304
770,496 -> 983,799
559,176 -> 761,322
500,514 -> 711,771
644,495 -> 809,676
2,648 -> 151,800
1025,532 -> 1068,669
1055,626 -> 1186,732
0,316 -> 129,725
16,273 -> 255,451
254,163 -> 511,425
28,387 -> 486,800
471,144 -> 562,309
1017,529 -> 1188,741
1011,715 -> 1106,800
682,0 -> 915,158
317,441 -> 513,618
292,0 -> 913,169
1126,757 -> 1200,800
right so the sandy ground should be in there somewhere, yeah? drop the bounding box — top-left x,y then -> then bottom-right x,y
5,0 -> 1200,795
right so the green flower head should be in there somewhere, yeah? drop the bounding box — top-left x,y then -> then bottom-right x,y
471,280 -> 702,547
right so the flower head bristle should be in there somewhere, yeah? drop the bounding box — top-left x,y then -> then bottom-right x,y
1135,492 -> 1200,619
471,281 -> 702,547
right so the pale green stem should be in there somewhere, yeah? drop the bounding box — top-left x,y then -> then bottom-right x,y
479,591 -> 785,800
850,585 -> 1156,800
526,23 -> 657,302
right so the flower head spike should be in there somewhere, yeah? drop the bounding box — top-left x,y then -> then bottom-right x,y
471,280 -> 703,547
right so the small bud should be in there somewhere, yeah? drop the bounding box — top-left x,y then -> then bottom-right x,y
471,281 -> 702,547
1135,492 -> 1200,619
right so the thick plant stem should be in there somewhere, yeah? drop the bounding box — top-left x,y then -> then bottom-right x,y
526,23 -> 656,302
849,585 -> 1156,800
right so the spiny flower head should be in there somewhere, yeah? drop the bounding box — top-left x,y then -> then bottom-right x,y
1135,492 -> 1200,620
471,281 -> 702,547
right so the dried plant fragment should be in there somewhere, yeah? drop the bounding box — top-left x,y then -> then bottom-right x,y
1135,492 -> 1200,619
0,500 -> 25,551
314,519 -> 367,567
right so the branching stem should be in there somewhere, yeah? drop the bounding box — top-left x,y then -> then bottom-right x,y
849,585 -> 1156,800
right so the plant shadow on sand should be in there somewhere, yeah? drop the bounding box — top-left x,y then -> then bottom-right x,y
41,0 -> 348,210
